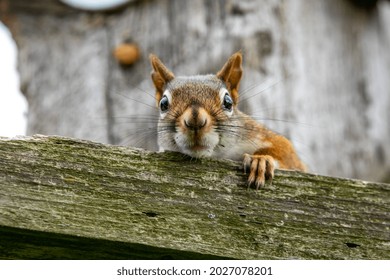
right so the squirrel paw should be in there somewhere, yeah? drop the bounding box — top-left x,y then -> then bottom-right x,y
243,154 -> 275,190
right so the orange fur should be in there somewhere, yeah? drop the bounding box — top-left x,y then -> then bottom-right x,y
259,132 -> 306,171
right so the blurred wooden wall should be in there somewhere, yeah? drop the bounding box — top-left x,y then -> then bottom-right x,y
1,0 -> 390,182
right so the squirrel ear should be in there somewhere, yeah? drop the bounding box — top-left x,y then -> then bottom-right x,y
149,54 -> 175,104
217,52 -> 243,104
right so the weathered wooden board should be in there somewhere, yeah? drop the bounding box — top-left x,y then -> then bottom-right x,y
0,135 -> 389,259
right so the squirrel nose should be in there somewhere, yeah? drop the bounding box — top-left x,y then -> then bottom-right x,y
182,106 -> 210,131
184,118 -> 207,130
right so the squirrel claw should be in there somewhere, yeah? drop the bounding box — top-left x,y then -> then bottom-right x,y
243,153 -> 275,190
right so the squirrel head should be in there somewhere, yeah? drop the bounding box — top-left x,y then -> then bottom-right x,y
149,52 -> 243,157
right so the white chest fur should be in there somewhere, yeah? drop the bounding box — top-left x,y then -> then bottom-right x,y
214,135 -> 260,161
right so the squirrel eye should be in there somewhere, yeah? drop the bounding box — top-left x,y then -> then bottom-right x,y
159,95 -> 169,112
223,93 -> 233,111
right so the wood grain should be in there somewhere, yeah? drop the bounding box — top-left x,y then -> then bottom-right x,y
1,135 -> 389,259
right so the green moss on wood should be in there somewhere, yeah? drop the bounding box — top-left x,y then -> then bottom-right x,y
0,135 -> 389,259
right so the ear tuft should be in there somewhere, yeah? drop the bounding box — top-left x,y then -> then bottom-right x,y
150,54 -> 175,96
216,52 -> 243,104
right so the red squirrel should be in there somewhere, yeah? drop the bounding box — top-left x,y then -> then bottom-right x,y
149,52 -> 306,189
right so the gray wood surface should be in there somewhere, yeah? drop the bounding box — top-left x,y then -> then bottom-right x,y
1,0 -> 390,183
0,135 -> 389,259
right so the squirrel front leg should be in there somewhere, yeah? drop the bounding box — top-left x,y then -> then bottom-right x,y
243,133 -> 306,189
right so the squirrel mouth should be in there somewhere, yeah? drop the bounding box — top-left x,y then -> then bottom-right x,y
190,145 -> 208,151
